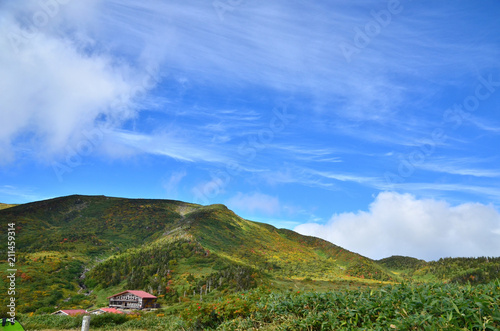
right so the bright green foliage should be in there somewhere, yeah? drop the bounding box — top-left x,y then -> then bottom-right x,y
179,280 -> 500,330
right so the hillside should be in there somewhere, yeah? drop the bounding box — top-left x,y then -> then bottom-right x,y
379,255 -> 500,284
0,195 -> 394,314
0,203 -> 17,210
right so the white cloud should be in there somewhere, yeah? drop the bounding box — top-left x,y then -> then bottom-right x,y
294,192 -> 500,261
226,192 -> 281,216
0,1 -> 162,163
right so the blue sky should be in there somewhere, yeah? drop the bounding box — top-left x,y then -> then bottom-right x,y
1,0 -> 500,260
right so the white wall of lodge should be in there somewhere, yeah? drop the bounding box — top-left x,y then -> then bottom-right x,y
114,294 -> 142,302
109,291 -> 157,309
109,294 -> 143,308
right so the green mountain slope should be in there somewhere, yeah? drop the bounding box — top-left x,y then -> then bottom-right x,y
0,195 -> 395,314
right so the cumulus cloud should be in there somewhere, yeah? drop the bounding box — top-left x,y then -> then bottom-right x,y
294,192 -> 500,261
226,192 -> 281,216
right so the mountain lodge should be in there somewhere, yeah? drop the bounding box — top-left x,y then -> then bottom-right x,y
107,290 -> 158,309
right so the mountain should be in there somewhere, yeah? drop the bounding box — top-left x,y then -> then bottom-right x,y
0,194 -> 395,314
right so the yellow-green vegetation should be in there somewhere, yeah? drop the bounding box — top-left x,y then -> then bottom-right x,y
0,203 -> 17,210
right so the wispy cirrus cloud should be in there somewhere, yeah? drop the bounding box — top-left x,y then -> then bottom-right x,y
271,145 -> 343,163
257,161 -> 500,206
387,182 -> 500,203
106,129 -> 231,164
464,115 -> 500,134
259,164 -> 383,190
308,169 -> 382,186
417,158 -> 500,178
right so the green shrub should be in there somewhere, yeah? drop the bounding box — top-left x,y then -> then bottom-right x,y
89,313 -> 129,327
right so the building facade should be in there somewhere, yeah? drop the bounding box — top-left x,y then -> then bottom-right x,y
107,290 -> 157,309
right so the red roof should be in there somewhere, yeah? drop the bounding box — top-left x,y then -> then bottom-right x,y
107,290 -> 157,299
98,308 -> 125,314
53,309 -> 87,316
